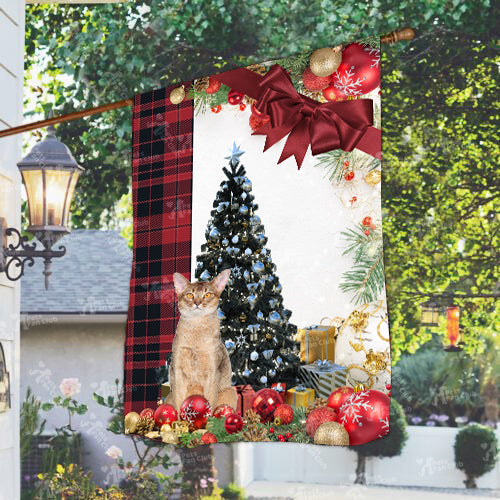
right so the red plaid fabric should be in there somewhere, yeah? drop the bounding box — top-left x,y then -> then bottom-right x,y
124,84 -> 193,414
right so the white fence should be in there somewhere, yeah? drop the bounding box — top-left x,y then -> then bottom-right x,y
234,426 -> 500,489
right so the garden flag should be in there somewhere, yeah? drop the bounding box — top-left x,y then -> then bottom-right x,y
124,38 -> 391,447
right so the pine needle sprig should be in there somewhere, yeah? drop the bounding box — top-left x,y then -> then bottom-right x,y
339,223 -> 385,304
356,35 -> 381,49
275,50 -> 313,86
188,84 -> 231,115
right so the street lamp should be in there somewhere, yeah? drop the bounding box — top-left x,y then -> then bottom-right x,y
0,126 -> 83,289
444,305 -> 462,351
420,299 -> 440,327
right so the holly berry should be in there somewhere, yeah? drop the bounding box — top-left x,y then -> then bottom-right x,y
344,160 -> 350,167
364,229 -> 371,236
239,103 -> 247,111
206,77 -> 221,94
386,384 -> 391,390
352,196 -> 357,202
371,224 -> 377,230
388,392 -> 391,397
362,216 -> 373,227
344,171 -> 355,181
211,105 -> 222,113
285,432 -> 292,439
278,434 -> 284,440
269,427 -> 274,433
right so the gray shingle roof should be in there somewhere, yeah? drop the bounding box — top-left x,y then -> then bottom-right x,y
21,230 -> 132,314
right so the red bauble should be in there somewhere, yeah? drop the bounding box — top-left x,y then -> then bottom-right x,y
206,77 -> 221,94
274,403 -> 294,425
154,404 -> 178,427
331,43 -> 380,97
201,432 -> 218,444
213,404 -> 234,419
305,407 -> 337,438
179,395 -> 212,430
239,103 -> 247,111
344,171 -> 355,181
302,67 -> 331,91
224,413 -> 244,434
338,390 -> 390,445
249,114 -> 270,132
140,408 -> 154,420
251,389 -> 283,423
322,84 -> 347,102
227,89 -> 244,105
362,216 -> 373,227
327,386 -> 354,412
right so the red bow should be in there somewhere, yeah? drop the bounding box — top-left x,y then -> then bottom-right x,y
252,65 -> 374,168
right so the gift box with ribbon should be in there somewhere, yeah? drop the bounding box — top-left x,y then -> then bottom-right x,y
285,384 -> 315,407
235,384 -> 255,415
298,359 -> 347,399
296,317 -> 341,363
271,382 -> 287,394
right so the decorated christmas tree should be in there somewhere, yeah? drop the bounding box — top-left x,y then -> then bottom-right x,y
195,143 -> 300,389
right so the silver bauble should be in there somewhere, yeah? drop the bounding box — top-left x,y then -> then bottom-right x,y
260,375 -> 268,384
239,205 -> 249,215
242,178 -> 252,192
250,351 -> 259,361
209,228 -> 220,240
199,270 -> 211,280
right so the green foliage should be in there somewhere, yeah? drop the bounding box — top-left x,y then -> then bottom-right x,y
352,399 -> 408,458
454,423 -> 498,488
222,482 -> 247,500
392,347 -> 484,423
20,387 -> 46,462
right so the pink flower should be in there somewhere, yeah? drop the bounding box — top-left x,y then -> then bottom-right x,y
105,445 -> 123,460
59,378 -> 81,398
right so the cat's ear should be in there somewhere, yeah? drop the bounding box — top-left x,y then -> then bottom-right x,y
173,272 -> 190,295
212,269 -> 231,294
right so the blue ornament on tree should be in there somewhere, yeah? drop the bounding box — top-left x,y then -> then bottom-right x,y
232,235 -> 239,244
200,270 -> 211,280
242,178 -> 252,192
209,228 -> 220,239
253,261 -> 265,273
239,205 -> 248,215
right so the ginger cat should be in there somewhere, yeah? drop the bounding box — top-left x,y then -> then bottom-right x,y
165,270 -> 237,412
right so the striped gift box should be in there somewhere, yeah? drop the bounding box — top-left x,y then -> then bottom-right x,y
298,361 -> 347,399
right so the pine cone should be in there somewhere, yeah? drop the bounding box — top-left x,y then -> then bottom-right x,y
194,77 -> 210,92
135,416 -> 155,435
244,409 -> 261,425
306,397 -> 328,416
242,424 -> 270,442
189,437 -> 202,447
247,64 -> 268,75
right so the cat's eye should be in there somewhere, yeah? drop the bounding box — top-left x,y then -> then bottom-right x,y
204,292 -> 212,298
186,293 -> 194,299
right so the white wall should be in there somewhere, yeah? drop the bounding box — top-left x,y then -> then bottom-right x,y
243,426 -> 500,489
0,1 -> 24,499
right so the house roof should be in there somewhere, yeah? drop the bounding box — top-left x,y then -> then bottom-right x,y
21,230 -> 132,315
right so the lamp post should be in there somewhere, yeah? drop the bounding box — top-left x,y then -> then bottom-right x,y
420,300 -> 440,327
0,126 -> 83,289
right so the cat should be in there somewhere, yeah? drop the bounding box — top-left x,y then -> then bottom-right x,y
165,269 -> 237,412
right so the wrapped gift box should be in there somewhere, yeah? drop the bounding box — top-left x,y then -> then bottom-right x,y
296,321 -> 338,363
285,385 -> 315,407
298,360 -> 347,399
271,382 -> 286,395
235,384 -> 255,415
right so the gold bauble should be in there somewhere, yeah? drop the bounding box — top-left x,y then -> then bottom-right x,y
160,423 -> 172,434
145,431 -> 161,439
170,85 -> 185,105
172,420 -> 190,434
363,349 -> 387,375
353,383 -> 366,393
314,422 -> 350,446
365,170 -> 381,185
309,47 -> 342,77
162,430 -> 179,445
124,411 -> 140,434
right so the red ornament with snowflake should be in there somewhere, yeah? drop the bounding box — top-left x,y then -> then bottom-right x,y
212,404 -> 234,419
322,84 -> 348,102
179,395 -> 212,430
140,408 -> 154,420
206,77 -> 221,94
224,412 -> 244,434
331,43 -> 380,97
338,390 -> 390,445
327,386 -> 354,412
154,404 -> 178,427
305,407 -> 337,438
274,403 -> 294,425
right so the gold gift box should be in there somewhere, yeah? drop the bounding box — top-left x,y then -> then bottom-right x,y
296,322 -> 338,363
285,386 -> 315,407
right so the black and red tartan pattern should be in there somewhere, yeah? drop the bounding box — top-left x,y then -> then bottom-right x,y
124,85 -> 193,414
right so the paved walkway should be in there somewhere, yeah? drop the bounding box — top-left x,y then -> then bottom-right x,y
245,481 -> 500,499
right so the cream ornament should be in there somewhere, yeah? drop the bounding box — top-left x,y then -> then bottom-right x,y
170,85 -> 186,105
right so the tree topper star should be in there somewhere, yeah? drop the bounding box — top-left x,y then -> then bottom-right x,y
225,142 -> 245,166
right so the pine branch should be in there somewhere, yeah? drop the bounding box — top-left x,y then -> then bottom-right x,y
314,150 -> 381,184
188,84 -> 230,115
275,50 -> 313,86
356,35 -> 381,50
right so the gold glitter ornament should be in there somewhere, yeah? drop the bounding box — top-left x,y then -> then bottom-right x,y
348,310 -> 370,332
365,170 -> 382,185
170,85 -> 185,105
364,349 -> 388,374
162,430 -> 179,445
172,420 -> 190,434
309,46 -> 342,77
124,411 -> 140,434
314,421 -> 350,446
160,423 -> 172,434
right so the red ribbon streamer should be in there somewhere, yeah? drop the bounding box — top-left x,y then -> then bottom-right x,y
216,64 -> 381,168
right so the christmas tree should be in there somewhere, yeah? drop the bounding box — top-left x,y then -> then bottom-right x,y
195,143 -> 300,389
